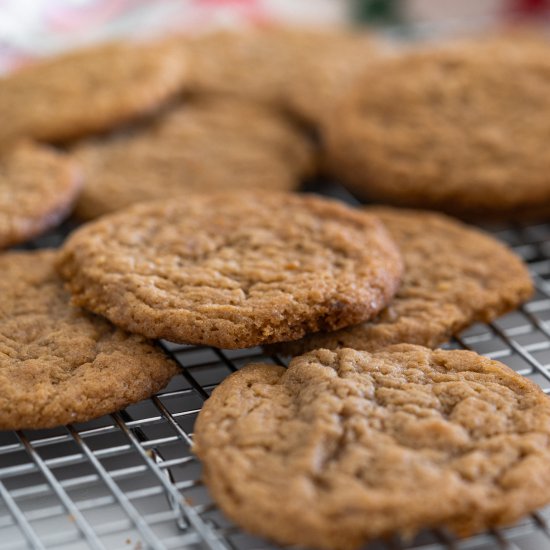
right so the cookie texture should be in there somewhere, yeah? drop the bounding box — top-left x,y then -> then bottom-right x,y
272,207 -> 533,356
57,193 -> 403,349
325,38 -> 550,219
0,142 -> 81,248
185,27 -> 379,125
194,345 -> 550,550
72,97 -> 316,219
0,250 -> 178,430
0,40 -> 186,145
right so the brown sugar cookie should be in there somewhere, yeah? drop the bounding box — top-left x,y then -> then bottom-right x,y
72,97 -> 316,220
280,29 -> 384,125
272,207 -> 532,356
0,40 -> 186,145
0,250 -> 178,430
185,27 -> 379,125
325,38 -> 550,219
184,28 -> 292,103
0,142 -> 80,248
194,345 -> 550,550
57,193 -> 403,349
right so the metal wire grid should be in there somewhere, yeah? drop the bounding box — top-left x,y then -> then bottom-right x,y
1,188 -> 550,550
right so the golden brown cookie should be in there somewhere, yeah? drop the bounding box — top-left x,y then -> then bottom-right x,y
72,97 -> 316,219
272,207 -> 533,356
194,345 -> 550,550
0,142 -> 80,248
325,38 -> 550,219
280,28 -> 383,125
0,40 -> 186,145
185,27 -> 379,125
0,250 -> 178,430
57,193 -> 403,349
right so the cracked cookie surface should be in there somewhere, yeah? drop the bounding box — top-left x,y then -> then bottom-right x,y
0,250 -> 178,429
0,142 -> 81,248
194,345 -> 550,549
0,40 -> 186,145
325,39 -> 550,219
272,207 -> 533,356
57,193 -> 402,349
72,97 -> 316,219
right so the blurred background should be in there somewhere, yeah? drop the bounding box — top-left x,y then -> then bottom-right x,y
1,0 -> 549,73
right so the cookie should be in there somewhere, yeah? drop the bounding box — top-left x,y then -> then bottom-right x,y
57,193 -> 403,349
194,345 -> 550,550
0,250 -> 178,430
72,97 -> 316,219
0,40 -> 186,145
280,29 -> 384,125
324,38 -> 550,219
185,27 -> 379,125
272,207 -> 533,356
0,142 -> 81,248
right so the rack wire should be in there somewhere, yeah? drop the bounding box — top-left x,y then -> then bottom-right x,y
2,182 -> 550,550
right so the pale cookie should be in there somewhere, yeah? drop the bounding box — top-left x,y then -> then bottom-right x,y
0,250 -> 179,430
57,193 -> 403,349
0,40 -> 186,145
72,97 -> 316,219
185,27 -> 379,125
194,345 -> 550,550
325,38 -> 550,219
271,207 -> 533,356
0,142 -> 80,248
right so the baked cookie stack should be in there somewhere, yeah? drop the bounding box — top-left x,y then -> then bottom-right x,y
0,39 -> 192,431
0,26 -> 549,550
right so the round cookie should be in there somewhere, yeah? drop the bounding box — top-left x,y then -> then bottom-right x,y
194,345 -> 550,550
185,27 -> 379,125
325,39 -> 550,219
57,193 -> 403,349
72,97 -> 316,219
272,207 -> 533,356
0,40 -> 186,145
0,142 -> 80,248
280,29 -> 384,125
0,250 -> 179,430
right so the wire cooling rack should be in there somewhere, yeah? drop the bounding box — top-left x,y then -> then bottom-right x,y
2,183 -> 550,550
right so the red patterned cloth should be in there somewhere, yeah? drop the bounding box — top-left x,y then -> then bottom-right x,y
0,0 -> 347,74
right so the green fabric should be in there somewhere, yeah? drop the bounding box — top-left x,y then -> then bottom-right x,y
353,0 -> 401,24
